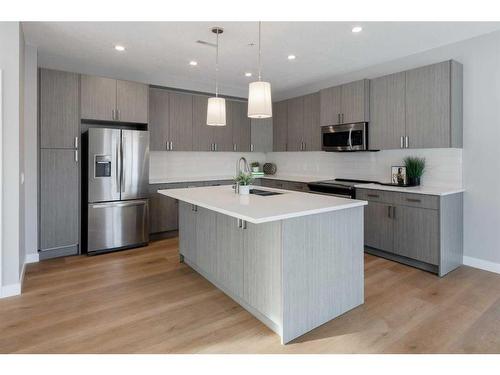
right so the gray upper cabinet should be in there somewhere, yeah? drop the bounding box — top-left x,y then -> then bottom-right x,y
405,60 -> 462,149
231,101 -> 251,152
286,96 -> 304,152
251,117 -> 273,152
39,149 -> 79,254
302,92 -> 321,151
369,72 -> 406,150
319,85 -> 341,126
341,79 -> 370,124
169,91 -> 193,151
39,68 -> 80,149
116,80 -> 148,124
81,75 -> 116,121
148,87 -> 170,151
81,74 -> 148,124
214,100 -> 234,151
193,94 -> 215,151
273,100 -> 288,151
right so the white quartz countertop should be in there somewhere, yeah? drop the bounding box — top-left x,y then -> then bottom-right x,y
354,183 -> 465,196
150,174 -> 326,185
159,185 -> 367,224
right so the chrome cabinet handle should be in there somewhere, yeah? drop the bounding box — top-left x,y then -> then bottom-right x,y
406,198 -> 421,203
303,142 -> 306,151
388,206 -> 391,218
367,193 -> 379,198
74,150 -> 78,162
215,143 -> 217,151
348,129 -> 353,150
401,136 -> 404,148
237,218 -> 242,228
116,109 -> 120,121
166,140 -> 169,150
251,144 -> 254,152
341,113 -> 344,123
337,113 -> 341,124
170,141 -> 173,151
112,109 -> 115,120
233,144 -> 237,152
74,137 -> 78,149
405,136 -> 409,148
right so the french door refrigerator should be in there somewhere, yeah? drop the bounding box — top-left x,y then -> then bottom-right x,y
86,128 -> 149,254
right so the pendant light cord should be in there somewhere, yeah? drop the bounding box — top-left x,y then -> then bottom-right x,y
258,21 -> 262,81
215,30 -> 219,97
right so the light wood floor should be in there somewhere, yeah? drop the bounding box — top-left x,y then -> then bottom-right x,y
1,238 -> 500,353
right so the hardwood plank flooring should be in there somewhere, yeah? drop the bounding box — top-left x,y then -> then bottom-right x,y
1,238 -> 500,353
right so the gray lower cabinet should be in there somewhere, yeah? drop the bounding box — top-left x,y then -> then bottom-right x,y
357,188 -> 463,276
39,149 -> 79,258
260,179 -> 309,192
39,68 -> 80,149
149,183 -> 184,234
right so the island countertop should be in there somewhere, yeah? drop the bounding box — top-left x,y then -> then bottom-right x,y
159,185 -> 367,224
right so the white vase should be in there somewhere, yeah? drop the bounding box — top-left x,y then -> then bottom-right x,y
239,185 -> 250,195
252,167 -> 259,172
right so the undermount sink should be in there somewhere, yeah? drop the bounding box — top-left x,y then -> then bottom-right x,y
249,189 -> 284,196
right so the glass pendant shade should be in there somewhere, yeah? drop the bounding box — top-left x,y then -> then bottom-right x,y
207,96 -> 226,126
248,81 -> 272,118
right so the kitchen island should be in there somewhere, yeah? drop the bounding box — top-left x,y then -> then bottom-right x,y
159,185 -> 367,344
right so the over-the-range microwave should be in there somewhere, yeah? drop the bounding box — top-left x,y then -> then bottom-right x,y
321,122 -> 368,152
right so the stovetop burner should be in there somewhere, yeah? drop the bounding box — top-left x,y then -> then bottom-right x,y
308,178 -> 379,198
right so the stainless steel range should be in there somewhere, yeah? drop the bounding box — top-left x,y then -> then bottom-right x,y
308,178 -> 377,199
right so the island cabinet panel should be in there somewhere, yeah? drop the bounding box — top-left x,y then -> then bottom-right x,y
369,71 -> 406,150
231,100 -> 251,152
81,75 -> 116,121
116,80 -> 149,124
195,207 -> 218,276
286,96 -> 304,152
179,201 -> 197,263
281,208 -> 364,343
215,214 -> 244,298
169,91 -> 193,151
243,221 -> 283,325
39,69 -> 80,149
148,88 -> 170,151
272,100 -> 288,151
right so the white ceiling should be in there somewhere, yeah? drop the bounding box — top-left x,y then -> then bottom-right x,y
23,22 -> 500,99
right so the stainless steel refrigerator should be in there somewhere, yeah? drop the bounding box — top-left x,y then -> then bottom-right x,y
85,128 -> 149,254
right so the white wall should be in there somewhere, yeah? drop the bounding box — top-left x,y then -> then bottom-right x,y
24,44 -> 38,263
18,27 -> 26,277
0,22 -> 22,291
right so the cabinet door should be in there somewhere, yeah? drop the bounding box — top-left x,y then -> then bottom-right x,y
148,88 -> 170,151
214,100 -> 234,151
393,206 -> 439,265
302,92 -> 321,151
286,97 -> 304,151
195,207 -> 218,278
116,80 -> 149,124
81,75 -> 116,121
251,118 -> 273,152
272,100 -> 288,151
341,79 -> 369,124
319,86 -> 341,126
169,92 -> 193,151
243,221 -> 282,321
149,183 -> 184,234
405,61 -> 450,149
192,95 -> 215,151
369,72 -> 406,150
364,201 -> 394,252
179,201 -> 197,262
232,101 -> 251,152
39,149 -> 79,252
216,213 -> 244,298
40,69 -> 80,149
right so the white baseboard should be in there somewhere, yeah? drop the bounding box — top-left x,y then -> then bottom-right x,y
463,256 -> 500,275
25,253 -> 39,263
0,283 -> 21,298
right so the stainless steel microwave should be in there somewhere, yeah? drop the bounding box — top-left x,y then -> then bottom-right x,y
321,122 -> 367,151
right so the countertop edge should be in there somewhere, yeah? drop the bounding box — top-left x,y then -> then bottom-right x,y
354,183 -> 465,196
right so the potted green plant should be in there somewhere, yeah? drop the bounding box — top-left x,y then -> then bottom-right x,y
250,161 -> 260,173
234,172 -> 254,195
404,156 -> 426,186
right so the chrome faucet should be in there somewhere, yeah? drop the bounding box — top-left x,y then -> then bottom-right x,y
234,157 -> 251,194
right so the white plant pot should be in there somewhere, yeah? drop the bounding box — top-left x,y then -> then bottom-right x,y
252,167 -> 259,172
239,185 -> 250,195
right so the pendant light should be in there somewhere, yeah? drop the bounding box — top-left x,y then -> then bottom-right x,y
248,21 -> 272,119
207,27 -> 226,126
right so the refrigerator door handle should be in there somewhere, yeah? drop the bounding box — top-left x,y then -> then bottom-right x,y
116,139 -> 121,193
120,133 -> 125,192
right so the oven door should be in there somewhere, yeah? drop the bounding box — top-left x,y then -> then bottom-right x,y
321,123 -> 367,151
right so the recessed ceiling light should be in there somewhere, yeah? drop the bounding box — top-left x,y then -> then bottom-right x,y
352,26 -> 363,33
245,72 -> 252,77
189,60 -> 198,66
114,45 -> 125,52
287,54 -> 296,60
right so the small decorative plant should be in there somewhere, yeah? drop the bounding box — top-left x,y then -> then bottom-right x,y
250,161 -> 260,172
404,156 -> 426,186
234,172 -> 254,186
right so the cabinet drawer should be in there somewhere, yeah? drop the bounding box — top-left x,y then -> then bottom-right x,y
286,181 -> 309,192
394,192 -> 439,210
260,179 -> 286,189
356,189 -> 395,204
